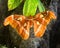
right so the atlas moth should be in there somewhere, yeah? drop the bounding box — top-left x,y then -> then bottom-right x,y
4,11 -> 56,40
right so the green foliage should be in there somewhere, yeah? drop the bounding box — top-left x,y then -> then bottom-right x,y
23,0 -> 38,17
8,0 -> 45,16
8,0 -> 22,11
38,0 -> 45,12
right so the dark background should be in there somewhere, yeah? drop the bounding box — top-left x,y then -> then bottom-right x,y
0,0 -> 60,48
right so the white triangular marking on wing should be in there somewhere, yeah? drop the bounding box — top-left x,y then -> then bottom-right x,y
22,22 -> 30,35
22,27 -> 29,35
35,24 -> 42,34
35,18 -> 45,34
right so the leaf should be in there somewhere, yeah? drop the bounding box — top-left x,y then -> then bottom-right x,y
8,0 -> 22,11
23,0 -> 38,17
38,0 -> 45,12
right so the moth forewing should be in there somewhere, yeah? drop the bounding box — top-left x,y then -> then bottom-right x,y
4,15 -> 14,26
34,15 -> 47,37
34,23 -> 46,37
19,22 -> 30,40
48,11 -> 57,19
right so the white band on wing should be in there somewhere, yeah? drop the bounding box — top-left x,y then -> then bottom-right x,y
22,27 -> 29,35
24,28 -> 29,35
35,18 -> 45,34
35,24 -> 42,34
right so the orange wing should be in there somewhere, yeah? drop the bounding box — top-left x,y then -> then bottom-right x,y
34,11 -> 57,37
3,14 -> 31,40
34,13 -> 46,37
3,11 -> 57,40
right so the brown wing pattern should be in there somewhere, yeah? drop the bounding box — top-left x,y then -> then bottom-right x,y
3,11 -> 57,40
34,11 -> 56,37
4,14 -> 30,40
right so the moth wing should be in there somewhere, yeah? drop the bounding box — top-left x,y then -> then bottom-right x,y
4,14 -> 31,40
3,14 -> 21,26
4,15 -> 14,26
34,20 -> 46,37
48,11 -> 57,19
18,22 -> 30,40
